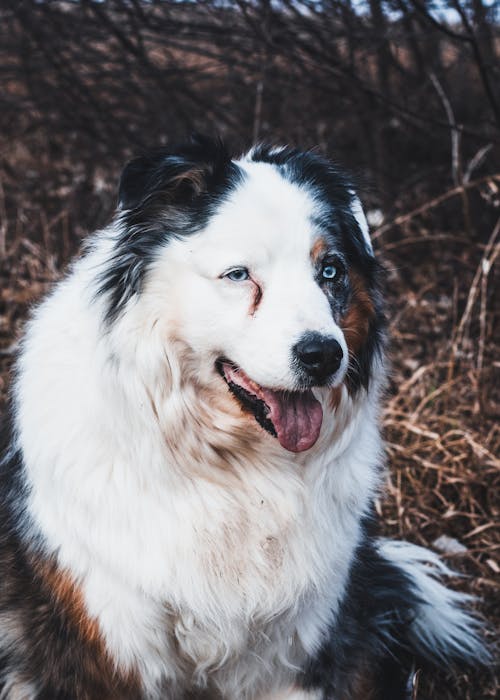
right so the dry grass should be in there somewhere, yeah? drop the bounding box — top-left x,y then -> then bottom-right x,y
0,153 -> 498,699
377,207 -> 500,698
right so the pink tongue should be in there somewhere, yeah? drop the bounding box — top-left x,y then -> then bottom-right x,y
223,364 -> 323,452
261,387 -> 323,452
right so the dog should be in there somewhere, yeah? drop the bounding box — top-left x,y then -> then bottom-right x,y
0,136 -> 487,699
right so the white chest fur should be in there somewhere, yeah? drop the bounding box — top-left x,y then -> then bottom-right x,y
75,436 -> 376,698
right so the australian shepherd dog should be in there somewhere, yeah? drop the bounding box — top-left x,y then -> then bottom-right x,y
0,136 -> 487,699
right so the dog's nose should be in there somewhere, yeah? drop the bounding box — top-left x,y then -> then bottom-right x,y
294,334 -> 343,381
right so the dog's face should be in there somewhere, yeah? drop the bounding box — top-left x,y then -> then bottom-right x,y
100,137 -> 384,453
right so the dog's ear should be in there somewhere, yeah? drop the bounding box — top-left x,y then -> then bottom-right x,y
349,193 -> 374,257
118,135 -> 232,211
118,153 -> 206,211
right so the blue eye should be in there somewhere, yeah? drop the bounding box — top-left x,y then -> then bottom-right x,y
322,264 -> 337,280
225,268 -> 250,282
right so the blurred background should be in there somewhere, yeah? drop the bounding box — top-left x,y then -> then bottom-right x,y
0,1 -> 498,697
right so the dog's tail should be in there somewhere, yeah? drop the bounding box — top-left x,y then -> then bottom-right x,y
377,538 -> 491,668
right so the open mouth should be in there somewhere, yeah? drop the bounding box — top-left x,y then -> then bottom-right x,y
216,360 -> 323,453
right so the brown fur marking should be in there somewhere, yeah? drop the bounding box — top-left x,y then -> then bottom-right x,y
170,167 -> 206,196
34,559 -> 102,646
329,386 -> 342,412
0,521 -> 143,699
249,281 -> 263,316
341,271 -> 375,356
310,237 -> 328,265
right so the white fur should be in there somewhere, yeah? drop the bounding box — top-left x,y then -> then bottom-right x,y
262,689 -> 322,700
0,677 -> 37,700
349,193 -> 373,254
378,539 -> 489,665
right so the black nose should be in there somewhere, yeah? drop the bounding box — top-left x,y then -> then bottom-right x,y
294,333 -> 343,382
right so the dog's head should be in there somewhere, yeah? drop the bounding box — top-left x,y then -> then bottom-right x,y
99,136 -> 385,453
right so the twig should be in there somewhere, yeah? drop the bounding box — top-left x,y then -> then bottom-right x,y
0,177 -> 7,259
372,175 -> 500,238
430,72 -> 461,187
464,144 -> 493,184
450,217 -> 500,377
477,240 -> 500,374
454,218 -> 500,342
450,0 -> 500,127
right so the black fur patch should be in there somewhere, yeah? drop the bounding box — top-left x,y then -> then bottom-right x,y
97,134 -> 245,323
299,522 -> 421,699
299,509 -> 486,699
0,405 -> 32,550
